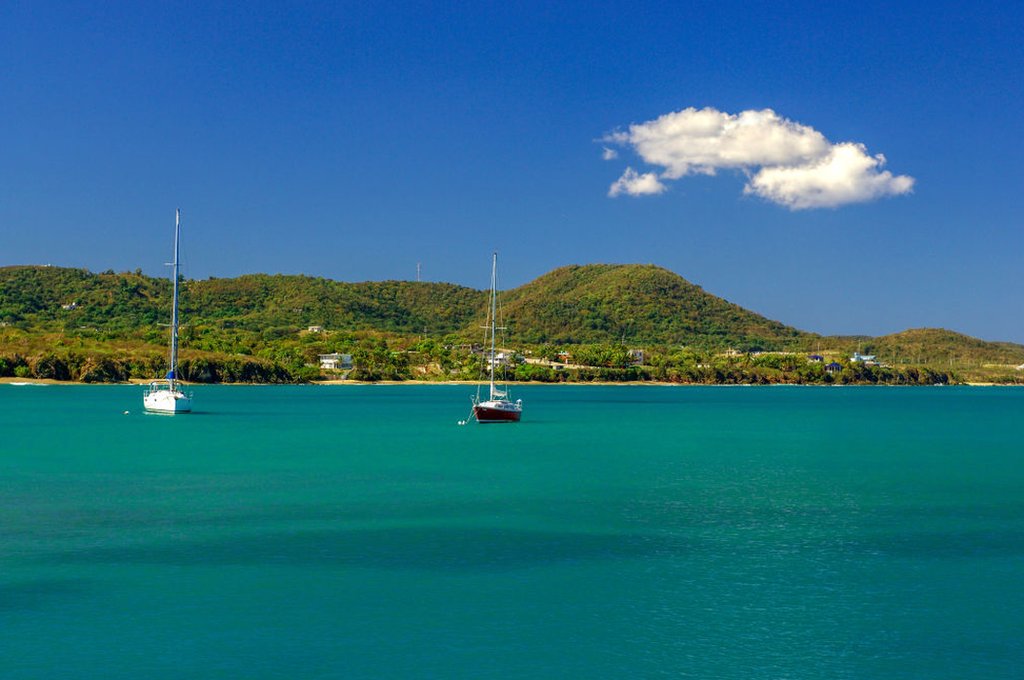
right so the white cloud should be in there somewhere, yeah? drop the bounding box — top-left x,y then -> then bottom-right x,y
602,146 -> 618,160
744,142 -> 915,209
604,106 -> 914,209
609,168 -> 667,197
611,107 -> 830,178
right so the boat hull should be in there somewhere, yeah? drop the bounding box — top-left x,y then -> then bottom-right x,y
143,384 -> 192,413
473,401 -> 522,423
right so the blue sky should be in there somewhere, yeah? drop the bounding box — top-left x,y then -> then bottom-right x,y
2,1 -> 1022,342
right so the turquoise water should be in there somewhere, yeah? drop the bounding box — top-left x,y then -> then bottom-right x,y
1,384 -> 1022,678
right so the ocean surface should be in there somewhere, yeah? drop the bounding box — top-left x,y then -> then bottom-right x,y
1,384 -> 1022,678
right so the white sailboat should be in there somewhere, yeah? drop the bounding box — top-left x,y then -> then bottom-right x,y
143,209 -> 192,413
471,252 -> 522,423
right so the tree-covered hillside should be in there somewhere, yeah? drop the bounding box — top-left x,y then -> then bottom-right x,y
2,264 -> 1022,384
864,328 -> 1024,366
186,274 -> 486,334
502,264 -> 811,349
1,264 -> 814,350
0,266 -> 167,332
0,266 -> 485,335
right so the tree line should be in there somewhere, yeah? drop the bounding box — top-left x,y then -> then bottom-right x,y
1,340 -> 967,385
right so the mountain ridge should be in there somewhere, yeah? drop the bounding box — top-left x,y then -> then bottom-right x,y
2,264 -> 1022,366
502,263 -> 809,348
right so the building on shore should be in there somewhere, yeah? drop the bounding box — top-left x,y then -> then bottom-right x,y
319,353 -> 353,371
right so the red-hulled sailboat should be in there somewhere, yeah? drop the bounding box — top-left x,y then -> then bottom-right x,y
471,253 -> 522,423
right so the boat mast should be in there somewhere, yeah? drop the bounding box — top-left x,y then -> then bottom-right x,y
488,252 -> 497,399
169,209 -> 181,387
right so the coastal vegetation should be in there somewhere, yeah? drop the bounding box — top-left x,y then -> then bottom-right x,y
2,264 -> 1022,385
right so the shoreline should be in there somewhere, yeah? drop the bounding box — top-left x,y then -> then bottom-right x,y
1,376 -> 1018,387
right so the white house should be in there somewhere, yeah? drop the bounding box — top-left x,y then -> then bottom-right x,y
319,353 -> 353,370
488,352 -> 510,368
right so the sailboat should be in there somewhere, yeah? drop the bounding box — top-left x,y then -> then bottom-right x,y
471,253 -> 522,423
143,209 -> 193,414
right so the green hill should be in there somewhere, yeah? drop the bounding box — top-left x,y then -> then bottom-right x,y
501,264 -> 811,349
0,266 -> 167,331
0,263 -> 816,350
2,263 -> 1022,384
0,266 -> 484,336
185,274 -> 483,334
863,328 -> 1024,366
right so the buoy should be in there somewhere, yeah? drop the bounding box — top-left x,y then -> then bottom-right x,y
123,410 -> 130,415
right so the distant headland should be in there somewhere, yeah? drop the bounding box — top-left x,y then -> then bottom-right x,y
2,264 -> 1022,385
